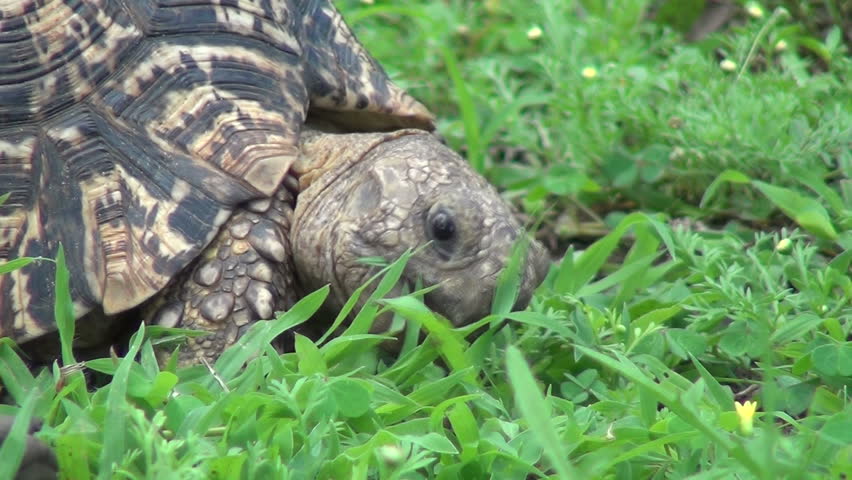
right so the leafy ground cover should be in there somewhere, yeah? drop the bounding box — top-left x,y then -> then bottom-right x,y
1,0 -> 850,478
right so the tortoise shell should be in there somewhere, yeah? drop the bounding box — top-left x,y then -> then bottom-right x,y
0,0 -> 433,341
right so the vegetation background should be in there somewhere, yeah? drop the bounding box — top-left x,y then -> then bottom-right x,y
0,0 -> 850,478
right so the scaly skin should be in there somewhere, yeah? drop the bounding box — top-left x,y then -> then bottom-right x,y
149,188 -> 297,364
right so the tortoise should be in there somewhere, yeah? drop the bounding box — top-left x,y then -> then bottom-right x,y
0,0 -> 550,365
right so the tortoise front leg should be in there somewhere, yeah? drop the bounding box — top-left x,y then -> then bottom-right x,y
148,189 -> 297,364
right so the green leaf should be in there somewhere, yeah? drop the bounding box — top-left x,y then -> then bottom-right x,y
0,257 -> 37,275
821,413 -> 852,446
770,313 -> 826,345
325,250 -> 413,351
502,311 -> 574,338
752,181 -> 838,240
210,455 -> 247,479
811,343 -> 852,377
142,371 -> 178,408
295,334 -> 327,376
638,386 -> 658,427
774,376 -> 815,416
426,394 -> 482,433
400,433 -> 458,454
448,402 -> 479,462
811,386 -> 844,414
164,394 -> 206,434
786,164 -> 847,216
719,321 -> 749,357
329,378 -> 372,418
552,246 -> 576,294
382,296 -> 475,384
666,329 -> 707,359
606,431 -> 700,469
55,434 -> 92,480
632,306 -> 682,332
577,252 -> 660,297
827,249 -> 852,275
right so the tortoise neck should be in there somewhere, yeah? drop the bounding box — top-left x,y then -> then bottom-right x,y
292,126 -> 421,193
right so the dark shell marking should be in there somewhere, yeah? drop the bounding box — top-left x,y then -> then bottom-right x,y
0,0 -> 433,341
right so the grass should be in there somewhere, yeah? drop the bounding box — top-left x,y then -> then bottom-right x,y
1,0 -> 850,478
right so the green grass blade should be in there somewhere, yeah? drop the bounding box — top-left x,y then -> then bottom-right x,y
325,249 -> 412,344
295,334 -> 327,376
382,296 -> 476,385
441,46 -> 484,173
0,257 -> 37,275
701,169 -> 751,208
0,387 -> 39,480
568,212 -> 651,293
506,346 -> 581,479
491,237 -> 528,316
690,354 -> 734,410
752,181 -> 838,240
54,245 -> 76,366
577,252 -> 660,296
98,323 -> 146,480
0,340 -> 35,402
213,285 -> 329,384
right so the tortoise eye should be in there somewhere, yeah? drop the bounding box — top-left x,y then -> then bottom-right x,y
426,206 -> 457,258
430,210 -> 456,242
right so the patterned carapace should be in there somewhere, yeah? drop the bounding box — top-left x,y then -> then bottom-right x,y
0,0 -> 433,340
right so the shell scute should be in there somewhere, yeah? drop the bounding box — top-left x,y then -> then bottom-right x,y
0,0 -> 142,123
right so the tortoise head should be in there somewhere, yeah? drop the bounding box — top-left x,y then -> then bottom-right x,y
291,129 -> 549,331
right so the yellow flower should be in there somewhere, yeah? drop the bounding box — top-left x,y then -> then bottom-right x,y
720,59 -> 737,72
581,66 -> 598,79
735,400 -> 758,435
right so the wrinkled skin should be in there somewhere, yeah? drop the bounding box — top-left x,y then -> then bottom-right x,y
291,129 -> 550,331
